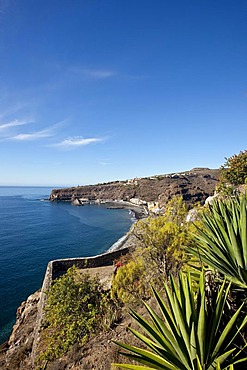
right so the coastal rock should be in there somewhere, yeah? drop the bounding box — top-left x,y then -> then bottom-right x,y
71,197 -> 90,206
71,198 -> 81,206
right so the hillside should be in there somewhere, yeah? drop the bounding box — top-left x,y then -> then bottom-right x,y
49,168 -> 219,206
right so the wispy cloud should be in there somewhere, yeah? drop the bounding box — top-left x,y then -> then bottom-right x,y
0,119 -> 32,131
99,159 -> 111,166
69,67 -> 116,80
83,69 -> 116,79
53,136 -> 105,149
11,131 -> 52,141
0,102 -> 30,121
8,126 -> 55,141
3,120 -> 67,142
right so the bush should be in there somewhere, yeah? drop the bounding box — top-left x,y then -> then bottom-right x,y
111,257 -> 150,305
220,150 -> 247,187
133,196 -> 197,280
111,197 -> 199,305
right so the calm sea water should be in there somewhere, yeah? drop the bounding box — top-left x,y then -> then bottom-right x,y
0,187 -> 133,344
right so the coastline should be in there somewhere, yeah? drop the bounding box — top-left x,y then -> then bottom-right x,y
104,201 -> 147,253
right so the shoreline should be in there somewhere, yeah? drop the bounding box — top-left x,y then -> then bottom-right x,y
106,223 -> 138,253
103,201 -> 147,253
100,200 -> 148,219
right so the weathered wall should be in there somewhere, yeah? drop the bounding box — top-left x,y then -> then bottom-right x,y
51,247 -> 129,279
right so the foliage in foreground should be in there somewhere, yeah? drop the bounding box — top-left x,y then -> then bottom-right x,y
113,272 -> 247,370
187,194 -> 247,289
37,266 -> 118,364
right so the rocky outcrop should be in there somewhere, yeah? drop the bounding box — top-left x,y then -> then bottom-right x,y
0,291 -> 40,370
49,168 -> 219,207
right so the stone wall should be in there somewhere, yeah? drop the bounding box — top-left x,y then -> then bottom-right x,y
51,247 -> 129,279
31,247 -> 129,366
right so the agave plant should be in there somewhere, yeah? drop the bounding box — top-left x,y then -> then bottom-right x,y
187,194 -> 247,288
113,272 -> 247,370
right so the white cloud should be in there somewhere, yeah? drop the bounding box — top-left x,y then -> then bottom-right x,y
53,136 -> 104,149
0,119 -> 31,131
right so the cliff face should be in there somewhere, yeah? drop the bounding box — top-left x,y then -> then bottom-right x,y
49,168 -> 219,206
0,291 -> 40,370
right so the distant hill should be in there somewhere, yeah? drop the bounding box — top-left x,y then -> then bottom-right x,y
49,168 -> 220,207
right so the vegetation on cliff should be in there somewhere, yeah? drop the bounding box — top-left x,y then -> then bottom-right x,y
36,268 -> 120,366
218,150 -> 247,194
220,150 -> 247,186
111,196 -> 198,304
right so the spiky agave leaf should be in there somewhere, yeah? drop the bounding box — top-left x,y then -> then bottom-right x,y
187,194 -> 247,288
112,272 -> 247,370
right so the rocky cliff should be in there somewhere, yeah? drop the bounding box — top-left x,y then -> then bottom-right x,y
0,292 -> 40,370
49,168 -> 219,207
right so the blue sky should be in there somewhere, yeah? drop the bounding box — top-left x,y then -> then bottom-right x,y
0,0 -> 246,186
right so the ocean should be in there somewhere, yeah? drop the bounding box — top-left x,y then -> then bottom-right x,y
0,187 -> 133,344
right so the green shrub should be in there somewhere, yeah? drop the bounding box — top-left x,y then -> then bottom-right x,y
111,197 -> 199,306
220,150 -> 247,187
133,197 -> 197,280
111,258 -> 150,305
